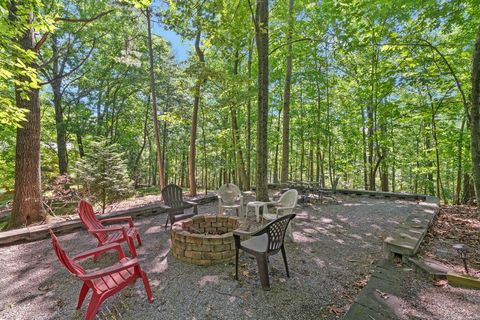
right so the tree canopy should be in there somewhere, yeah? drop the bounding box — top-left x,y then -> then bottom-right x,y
1,0 -> 480,226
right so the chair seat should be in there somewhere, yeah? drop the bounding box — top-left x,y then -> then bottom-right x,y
262,213 -> 278,221
92,259 -> 135,293
105,227 -> 138,243
221,204 -> 241,208
240,233 -> 268,253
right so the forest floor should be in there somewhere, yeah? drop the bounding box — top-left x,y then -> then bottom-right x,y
419,205 -> 480,276
0,193 -> 479,319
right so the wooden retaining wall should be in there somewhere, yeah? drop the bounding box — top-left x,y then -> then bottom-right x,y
0,194 -> 218,247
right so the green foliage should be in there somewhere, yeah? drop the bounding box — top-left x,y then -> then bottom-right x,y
1,0 -> 480,206
75,140 -> 133,213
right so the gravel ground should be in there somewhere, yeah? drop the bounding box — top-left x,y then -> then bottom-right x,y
400,272 -> 480,320
0,194 -> 437,319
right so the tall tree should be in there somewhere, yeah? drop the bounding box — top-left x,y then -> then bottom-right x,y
188,19 -> 205,196
252,0 -> 269,201
8,1 -> 45,227
280,0 -> 294,184
471,24 -> 480,212
146,6 -> 165,190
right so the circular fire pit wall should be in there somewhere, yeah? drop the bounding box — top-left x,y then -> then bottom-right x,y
171,215 -> 240,266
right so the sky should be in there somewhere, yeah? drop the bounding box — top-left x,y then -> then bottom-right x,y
151,1 -> 192,63
153,23 -> 191,62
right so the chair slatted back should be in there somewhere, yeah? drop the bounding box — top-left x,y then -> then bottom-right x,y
218,183 -> 241,205
78,200 -> 108,243
50,230 -> 85,276
162,184 -> 184,214
266,214 -> 296,252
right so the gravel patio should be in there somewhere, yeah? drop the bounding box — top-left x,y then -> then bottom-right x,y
0,194 -> 475,319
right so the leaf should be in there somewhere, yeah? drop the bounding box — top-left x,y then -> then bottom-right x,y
328,304 -> 343,315
433,279 -> 448,287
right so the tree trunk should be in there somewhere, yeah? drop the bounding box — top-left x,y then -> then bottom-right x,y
188,19 -> 206,196
201,107 -> 208,195
273,108 -> 282,184
455,117 -> 466,204
9,9 -> 46,228
280,0 -> 294,184
470,24 -> 480,212
76,132 -> 85,158
51,36 -> 68,175
253,0 -> 269,201
146,8 -> 165,190
246,41 -> 253,190
231,52 -> 248,190
133,99 -> 150,187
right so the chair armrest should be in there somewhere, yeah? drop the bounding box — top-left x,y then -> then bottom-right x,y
73,243 -> 125,261
101,216 -> 134,227
89,227 -> 125,234
184,200 -> 198,215
184,200 -> 198,207
79,258 -> 139,280
233,229 -> 251,237
277,206 -> 294,212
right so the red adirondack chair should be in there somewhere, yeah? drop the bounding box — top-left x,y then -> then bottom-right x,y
78,200 -> 142,259
50,230 -> 153,320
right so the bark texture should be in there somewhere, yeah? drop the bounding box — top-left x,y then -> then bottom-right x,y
254,0 -> 269,201
470,24 -> 480,212
281,0 -> 294,184
146,7 -> 165,190
10,9 -> 46,227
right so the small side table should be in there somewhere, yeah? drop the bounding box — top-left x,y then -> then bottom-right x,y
246,201 -> 269,222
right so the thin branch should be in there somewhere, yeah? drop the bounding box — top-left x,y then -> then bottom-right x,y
246,0 -> 258,31
55,9 -> 114,23
39,39 -> 96,86
269,37 -> 313,55
34,32 -> 50,52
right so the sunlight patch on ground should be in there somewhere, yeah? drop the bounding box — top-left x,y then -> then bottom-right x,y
313,257 -> 326,267
292,231 -> 317,243
144,226 -> 162,234
302,228 -> 318,234
149,248 -> 170,274
343,203 -> 363,207
198,275 -> 220,288
349,234 -> 363,240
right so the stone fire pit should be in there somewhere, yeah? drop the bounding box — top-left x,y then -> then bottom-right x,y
171,215 -> 243,266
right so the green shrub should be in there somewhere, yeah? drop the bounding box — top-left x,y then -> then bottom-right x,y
75,140 -> 133,213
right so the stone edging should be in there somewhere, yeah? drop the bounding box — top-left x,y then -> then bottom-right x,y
0,194 -> 218,247
383,196 -> 439,257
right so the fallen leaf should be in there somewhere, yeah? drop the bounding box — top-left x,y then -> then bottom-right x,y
433,279 -> 448,287
328,304 -> 342,315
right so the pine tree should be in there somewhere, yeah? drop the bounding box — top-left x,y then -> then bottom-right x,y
75,140 -> 134,213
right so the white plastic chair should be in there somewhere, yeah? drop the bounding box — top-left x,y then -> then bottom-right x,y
262,189 -> 298,223
217,183 -> 244,216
